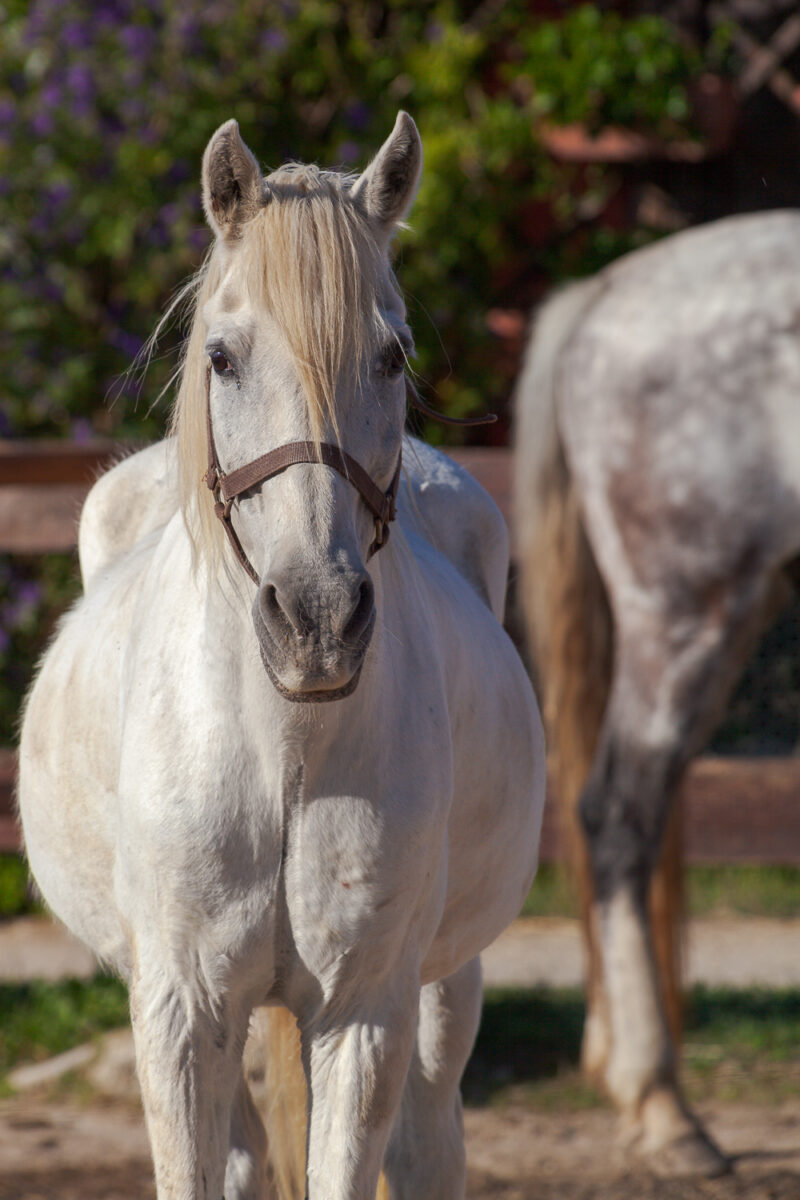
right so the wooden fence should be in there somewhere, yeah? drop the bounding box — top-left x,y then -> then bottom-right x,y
1,439 -> 798,859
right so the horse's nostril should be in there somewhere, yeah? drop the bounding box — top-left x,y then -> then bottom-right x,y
263,584 -> 279,616
260,572 -> 373,645
260,582 -> 296,638
343,577 -> 375,642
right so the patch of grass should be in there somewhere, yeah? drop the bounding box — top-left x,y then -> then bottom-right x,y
520,865 -> 579,919
0,853 -> 41,919
464,986 -> 587,1107
684,986 -> 800,1105
686,866 -> 800,919
0,975 -> 129,1081
467,985 -> 800,1111
521,864 -> 800,922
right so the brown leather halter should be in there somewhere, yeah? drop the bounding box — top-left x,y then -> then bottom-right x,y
203,364 -> 495,586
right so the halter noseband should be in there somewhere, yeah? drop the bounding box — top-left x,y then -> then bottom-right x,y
203,364 -> 495,585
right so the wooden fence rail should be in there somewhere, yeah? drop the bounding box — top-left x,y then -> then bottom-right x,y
1,440 -> 798,859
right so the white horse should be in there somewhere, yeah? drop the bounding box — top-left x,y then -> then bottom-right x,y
19,113 -> 545,1200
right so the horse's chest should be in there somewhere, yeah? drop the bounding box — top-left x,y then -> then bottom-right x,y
278,785 -> 449,990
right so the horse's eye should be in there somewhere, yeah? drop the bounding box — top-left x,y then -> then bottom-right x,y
210,350 -> 235,377
380,340 -> 407,379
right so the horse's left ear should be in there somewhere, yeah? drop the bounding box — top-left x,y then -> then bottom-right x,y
353,111 -> 422,236
202,119 -> 264,242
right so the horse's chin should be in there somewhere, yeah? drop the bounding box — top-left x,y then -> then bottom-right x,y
253,611 -> 375,704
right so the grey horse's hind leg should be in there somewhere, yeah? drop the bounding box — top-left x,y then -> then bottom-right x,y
579,576 -> 775,1177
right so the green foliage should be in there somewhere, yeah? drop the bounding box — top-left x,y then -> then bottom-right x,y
506,5 -> 702,136
0,554 -> 81,744
0,974 -> 129,1081
0,853 -> 40,918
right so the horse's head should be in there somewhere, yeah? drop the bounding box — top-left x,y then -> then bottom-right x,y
181,113 -> 421,701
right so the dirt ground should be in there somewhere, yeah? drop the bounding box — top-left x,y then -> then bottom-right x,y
4,918 -> 800,1197
2,1086 -> 800,1199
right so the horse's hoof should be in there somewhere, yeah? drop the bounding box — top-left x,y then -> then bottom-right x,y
645,1127 -> 731,1179
618,1088 -> 732,1179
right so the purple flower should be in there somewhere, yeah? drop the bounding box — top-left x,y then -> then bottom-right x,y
96,0 -> 134,27
31,112 -> 54,137
111,329 -> 144,358
158,202 -> 178,228
66,64 -> 94,100
70,417 -> 94,443
337,141 -> 360,165
0,100 -> 15,128
42,82 -> 62,109
166,161 -> 190,185
63,22 -> 91,50
0,628 -> 9,656
5,581 -> 44,627
120,97 -> 146,126
17,581 -> 43,607
344,101 -> 371,133
261,28 -> 287,54
30,213 -> 51,237
120,24 -> 155,58
177,14 -> 199,39
46,183 -> 72,208
41,279 -> 64,303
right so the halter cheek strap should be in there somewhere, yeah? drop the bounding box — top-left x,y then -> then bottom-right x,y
203,365 -> 496,586
203,367 -> 401,583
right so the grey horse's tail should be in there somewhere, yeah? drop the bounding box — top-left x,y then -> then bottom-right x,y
512,277 -> 683,1065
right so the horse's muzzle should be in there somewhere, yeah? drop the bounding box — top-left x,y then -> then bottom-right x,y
252,570 -> 376,702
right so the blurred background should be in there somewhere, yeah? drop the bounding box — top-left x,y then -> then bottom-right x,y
2,6 -> 800,1194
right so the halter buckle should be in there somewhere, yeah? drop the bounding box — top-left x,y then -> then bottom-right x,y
203,465 -> 229,508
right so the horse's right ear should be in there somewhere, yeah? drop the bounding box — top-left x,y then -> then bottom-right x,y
202,119 -> 264,242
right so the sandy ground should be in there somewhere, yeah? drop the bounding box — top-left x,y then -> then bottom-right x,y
4,915 -> 800,1197
1,1082 -> 800,1199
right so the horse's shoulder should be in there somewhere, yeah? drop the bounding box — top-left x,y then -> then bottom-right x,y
79,439 -> 179,590
400,436 -> 509,618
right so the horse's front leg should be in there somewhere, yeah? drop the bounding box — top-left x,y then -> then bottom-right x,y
130,951 -> 252,1200
383,957 -> 482,1200
303,964 -> 420,1200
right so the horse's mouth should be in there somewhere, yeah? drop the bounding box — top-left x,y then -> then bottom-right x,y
253,608 -> 375,704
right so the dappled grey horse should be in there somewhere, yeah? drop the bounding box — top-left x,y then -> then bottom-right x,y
515,210 -> 800,1175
